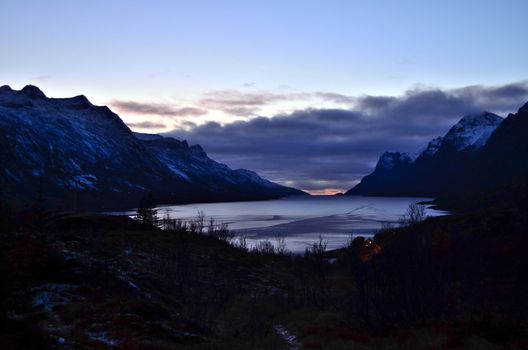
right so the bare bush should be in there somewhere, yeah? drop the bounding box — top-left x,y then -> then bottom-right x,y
188,220 -> 197,234
275,234 -> 289,255
215,223 -> 233,242
399,203 -> 427,226
161,209 -> 187,231
160,210 -> 235,242
380,221 -> 395,232
207,217 -> 216,235
194,210 -> 205,234
306,235 -> 328,257
252,240 -> 275,255
233,235 -> 248,251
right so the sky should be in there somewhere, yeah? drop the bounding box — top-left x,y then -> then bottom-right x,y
1,0 -> 527,193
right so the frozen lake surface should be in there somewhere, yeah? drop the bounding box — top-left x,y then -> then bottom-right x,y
116,195 -> 447,253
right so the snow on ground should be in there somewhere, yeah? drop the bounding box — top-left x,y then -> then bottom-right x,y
275,324 -> 299,349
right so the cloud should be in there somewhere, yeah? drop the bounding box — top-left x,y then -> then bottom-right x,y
127,121 -> 168,129
198,90 -> 358,117
164,80 -> 528,193
199,90 -> 291,116
452,81 -> 528,113
172,107 -> 209,117
32,75 -> 52,82
313,92 -> 356,104
110,100 -> 207,117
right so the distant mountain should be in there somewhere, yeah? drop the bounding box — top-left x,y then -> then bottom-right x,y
346,108 -> 521,198
345,151 -> 415,196
0,85 -> 305,209
135,132 -> 304,202
432,112 -> 503,152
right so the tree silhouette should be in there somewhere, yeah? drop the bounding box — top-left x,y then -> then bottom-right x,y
136,192 -> 159,227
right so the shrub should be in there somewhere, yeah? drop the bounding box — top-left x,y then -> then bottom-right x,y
253,240 -> 276,255
275,235 -> 289,256
233,236 -> 248,251
399,203 -> 427,226
305,235 -> 327,257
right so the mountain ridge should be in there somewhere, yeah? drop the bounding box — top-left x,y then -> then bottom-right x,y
346,107 -> 526,198
0,85 -> 305,210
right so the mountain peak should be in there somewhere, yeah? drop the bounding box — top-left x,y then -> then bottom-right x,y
189,144 -> 207,157
0,87 -> 304,207
20,85 -> 46,99
53,94 -> 94,109
457,111 -> 502,126
0,85 -> 14,93
134,133 -> 191,150
376,151 -> 412,171
442,111 -> 502,151
72,94 -> 91,105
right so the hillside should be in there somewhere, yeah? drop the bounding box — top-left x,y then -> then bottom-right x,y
0,197 -> 526,348
347,104 -> 528,202
0,85 -> 305,210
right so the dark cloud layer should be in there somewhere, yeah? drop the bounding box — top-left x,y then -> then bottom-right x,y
111,100 -> 207,117
165,81 -> 528,192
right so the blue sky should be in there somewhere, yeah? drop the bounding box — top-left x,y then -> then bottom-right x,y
1,0 -> 527,192
2,1 -> 526,99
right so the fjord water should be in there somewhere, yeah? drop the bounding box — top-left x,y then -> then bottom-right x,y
154,195 -> 447,253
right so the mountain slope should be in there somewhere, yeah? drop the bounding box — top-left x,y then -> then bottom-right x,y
437,101 -> 528,210
0,85 -> 304,209
476,102 -> 528,188
436,112 -> 503,152
343,152 -> 414,196
347,111 -> 506,197
135,133 -> 305,201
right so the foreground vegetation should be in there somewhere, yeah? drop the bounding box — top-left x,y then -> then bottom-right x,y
0,196 -> 527,349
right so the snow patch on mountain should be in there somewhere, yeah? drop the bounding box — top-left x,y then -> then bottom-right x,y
421,136 -> 443,156
0,85 -> 304,207
442,112 -> 503,151
0,85 -> 162,193
137,133 -> 299,194
71,174 -> 98,190
414,112 -> 503,160
165,164 -> 191,181
376,152 -> 412,171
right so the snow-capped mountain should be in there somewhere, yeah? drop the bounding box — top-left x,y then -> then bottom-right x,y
346,107 -> 526,197
0,85 -> 304,209
375,152 -> 413,172
135,133 -> 303,200
413,112 -> 502,162
440,112 -> 502,151
415,112 -> 503,160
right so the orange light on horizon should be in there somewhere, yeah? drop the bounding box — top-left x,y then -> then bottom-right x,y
303,188 -> 345,196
